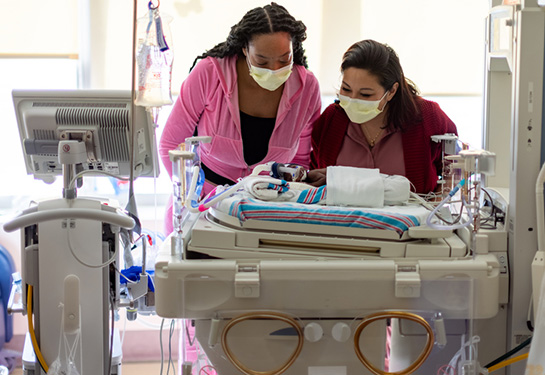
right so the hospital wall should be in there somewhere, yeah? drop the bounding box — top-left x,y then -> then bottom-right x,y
87,0 -> 488,145
82,0 -> 488,96
0,0 -> 489,363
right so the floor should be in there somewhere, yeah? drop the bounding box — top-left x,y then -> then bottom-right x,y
10,362 -> 164,375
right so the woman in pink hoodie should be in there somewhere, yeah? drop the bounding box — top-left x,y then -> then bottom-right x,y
159,2 -> 321,235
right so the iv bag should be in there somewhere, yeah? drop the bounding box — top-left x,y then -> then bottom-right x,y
135,5 -> 174,107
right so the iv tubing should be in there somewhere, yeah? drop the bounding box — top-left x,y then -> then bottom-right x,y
198,180 -> 245,211
27,285 -> 49,373
425,180 -> 473,230
536,162 -> 545,252
67,228 -> 119,269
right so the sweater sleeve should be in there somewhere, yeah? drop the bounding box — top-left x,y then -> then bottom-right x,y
159,58 -> 212,178
310,103 -> 348,169
310,107 -> 327,169
289,73 -> 322,169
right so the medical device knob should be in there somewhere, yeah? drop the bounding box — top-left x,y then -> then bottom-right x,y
304,322 -> 323,342
331,322 -> 351,342
126,308 -> 138,321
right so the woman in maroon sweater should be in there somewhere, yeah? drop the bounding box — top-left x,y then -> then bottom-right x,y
308,40 -> 457,194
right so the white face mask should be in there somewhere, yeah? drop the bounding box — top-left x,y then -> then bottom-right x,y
247,58 -> 293,91
338,91 -> 389,124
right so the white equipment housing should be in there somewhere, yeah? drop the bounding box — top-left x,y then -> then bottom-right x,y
483,1 -> 545,373
155,202 -> 507,374
4,197 -> 133,375
5,88 -> 159,375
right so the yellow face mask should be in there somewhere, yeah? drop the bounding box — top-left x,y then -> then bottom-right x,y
338,90 -> 389,124
247,58 -> 293,91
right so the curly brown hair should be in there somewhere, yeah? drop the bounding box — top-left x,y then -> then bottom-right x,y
190,2 -> 308,71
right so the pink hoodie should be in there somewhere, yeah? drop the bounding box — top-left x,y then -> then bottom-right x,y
159,55 -> 321,233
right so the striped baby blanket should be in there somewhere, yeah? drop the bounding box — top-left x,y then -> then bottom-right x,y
221,195 -> 424,236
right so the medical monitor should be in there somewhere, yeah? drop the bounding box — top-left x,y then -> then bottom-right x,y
12,89 -> 159,183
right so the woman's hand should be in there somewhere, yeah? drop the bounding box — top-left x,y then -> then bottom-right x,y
305,168 -> 327,187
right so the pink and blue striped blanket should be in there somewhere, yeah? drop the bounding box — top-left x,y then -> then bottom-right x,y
219,194 -> 427,237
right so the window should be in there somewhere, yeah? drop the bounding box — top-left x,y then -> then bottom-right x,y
1,0 -> 490,213
0,58 -> 79,199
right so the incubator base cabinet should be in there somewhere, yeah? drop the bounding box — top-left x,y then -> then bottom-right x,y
155,203 -> 508,375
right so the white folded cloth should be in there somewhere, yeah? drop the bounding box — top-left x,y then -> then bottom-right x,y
326,166 -> 383,207
243,176 -> 327,204
383,174 -> 411,205
243,167 -> 410,207
243,176 -> 290,201
326,166 -> 410,207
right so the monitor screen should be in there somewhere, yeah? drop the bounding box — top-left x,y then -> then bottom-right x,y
12,89 -> 159,183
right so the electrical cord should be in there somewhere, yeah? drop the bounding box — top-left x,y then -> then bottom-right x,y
124,312 -> 164,330
69,170 -> 131,191
221,311 -> 304,375
410,192 -> 464,226
353,311 -> 434,375
415,176 -> 495,230
160,318 -> 177,375
527,295 -> 534,332
426,180 -> 474,231
26,285 -> 49,373
116,266 -> 138,284
476,187 -> 498,229
67,225 -> 118,268
160,318 -> 165,375
108,293 -> 115,375
487,352 -> 529,373
185,319 -> 196,346
409,192 -> 436,211
484,336 -> 531,369
27,254 -> 118,375
167,319 -> 176,375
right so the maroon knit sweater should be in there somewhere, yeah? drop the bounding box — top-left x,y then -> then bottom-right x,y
310,98 -> 457,194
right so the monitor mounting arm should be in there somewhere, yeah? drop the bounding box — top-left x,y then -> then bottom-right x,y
58,139 -> 87,199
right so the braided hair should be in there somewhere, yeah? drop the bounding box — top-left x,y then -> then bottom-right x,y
341,39 -> 421,131
189,2 -> 308,71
